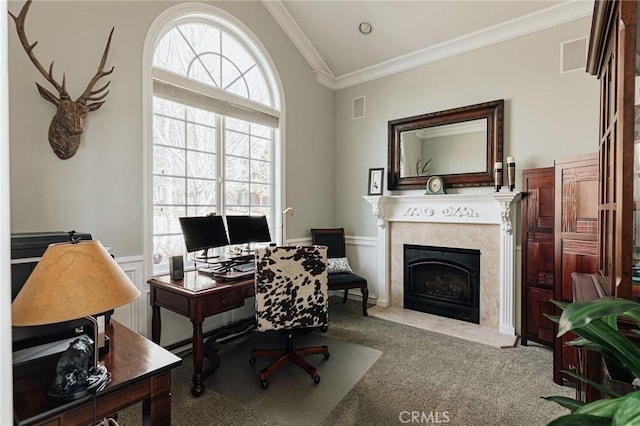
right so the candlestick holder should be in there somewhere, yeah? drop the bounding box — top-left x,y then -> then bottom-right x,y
494,161 -> 503,192
507,158 -> 516,191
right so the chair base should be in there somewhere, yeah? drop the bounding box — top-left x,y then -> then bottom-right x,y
250,333 -> 329,389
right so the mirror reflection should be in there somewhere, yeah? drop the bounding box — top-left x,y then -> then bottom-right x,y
400,119 -> 488,178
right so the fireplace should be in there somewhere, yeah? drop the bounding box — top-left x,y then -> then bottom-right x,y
404,244 -> 480,324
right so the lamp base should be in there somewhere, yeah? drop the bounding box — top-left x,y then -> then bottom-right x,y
48,364 -> 109,402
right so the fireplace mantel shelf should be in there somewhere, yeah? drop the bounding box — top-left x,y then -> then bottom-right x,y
363,192 -> 521,230
363,191 -> 521,338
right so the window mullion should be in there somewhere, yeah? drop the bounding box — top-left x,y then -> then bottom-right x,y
217,114 -> 225,214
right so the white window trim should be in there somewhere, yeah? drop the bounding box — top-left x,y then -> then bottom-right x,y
142,2 -> 286,280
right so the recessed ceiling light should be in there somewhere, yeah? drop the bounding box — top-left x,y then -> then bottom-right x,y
358,22 -> 373,35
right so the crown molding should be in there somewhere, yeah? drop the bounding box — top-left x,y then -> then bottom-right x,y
261,0 -> 334,80
264,0 -> 592,91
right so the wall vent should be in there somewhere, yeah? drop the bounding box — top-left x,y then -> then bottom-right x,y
353,96 -> 365,119
560,37 -> 587,73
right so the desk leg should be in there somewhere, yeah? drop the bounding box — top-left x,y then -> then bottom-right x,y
152,304 -> 161,344
191,320 -> 205,396
142,371 -> 172,426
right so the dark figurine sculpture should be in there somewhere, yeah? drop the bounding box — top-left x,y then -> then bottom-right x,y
50,335 -> 93,395
8,0 -> 114,160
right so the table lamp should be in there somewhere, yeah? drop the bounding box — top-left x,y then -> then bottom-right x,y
12,240 -> 141,402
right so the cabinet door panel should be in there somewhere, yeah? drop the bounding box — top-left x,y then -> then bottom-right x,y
553,153 -> 599,385
526,287 -> 554,344
521,167 -> 555,347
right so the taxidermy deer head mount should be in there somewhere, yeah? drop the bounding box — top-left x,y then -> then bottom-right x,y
9,0 -> 114,160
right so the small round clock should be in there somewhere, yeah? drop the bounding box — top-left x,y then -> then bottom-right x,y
425,176 -> 446,194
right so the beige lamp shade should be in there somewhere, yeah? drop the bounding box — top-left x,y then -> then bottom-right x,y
12,240 -> 141,326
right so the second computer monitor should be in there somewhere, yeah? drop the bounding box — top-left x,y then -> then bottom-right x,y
226,215 -> 271,245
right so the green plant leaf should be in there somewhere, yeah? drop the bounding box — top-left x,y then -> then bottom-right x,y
560,370 -> 622,398
548,413 -> 612,425
545,314 -> 561,323
612,392 -> 640,425
557,298 -> 640,337
574,396 -> 624,417
573,321 -> 640,379
542,396 -> 585,412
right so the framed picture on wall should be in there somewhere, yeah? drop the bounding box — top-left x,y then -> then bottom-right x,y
368,168 -> 384,195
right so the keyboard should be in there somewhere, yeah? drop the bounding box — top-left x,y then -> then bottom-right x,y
233,262 -> 255,273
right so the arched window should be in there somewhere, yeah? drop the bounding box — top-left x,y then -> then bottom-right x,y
146,6 -> 282,273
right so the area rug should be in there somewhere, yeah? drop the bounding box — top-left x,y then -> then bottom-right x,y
206,330 -> 382,426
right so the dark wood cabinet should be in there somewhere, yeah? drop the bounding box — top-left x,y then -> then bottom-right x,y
553,153 -> 599,385
521,167 -> 555,346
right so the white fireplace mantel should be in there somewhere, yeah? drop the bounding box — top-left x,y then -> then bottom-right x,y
363,192 -> 521,336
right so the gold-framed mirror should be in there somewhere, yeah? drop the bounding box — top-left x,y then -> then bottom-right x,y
387,99 -> 504,190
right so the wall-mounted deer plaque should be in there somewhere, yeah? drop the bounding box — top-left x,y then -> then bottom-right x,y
9,0 -> 115,160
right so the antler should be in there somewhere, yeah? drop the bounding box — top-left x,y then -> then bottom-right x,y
78,27 -> 115,111
8,0 -> 69,100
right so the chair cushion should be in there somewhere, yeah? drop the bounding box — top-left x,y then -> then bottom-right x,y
327,257 -> 353,273
328,272 -> 366,289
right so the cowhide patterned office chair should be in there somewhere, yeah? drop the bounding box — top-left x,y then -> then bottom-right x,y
249,245 -> 329,389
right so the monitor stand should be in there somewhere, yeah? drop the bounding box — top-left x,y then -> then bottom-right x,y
195,248 -> 219,261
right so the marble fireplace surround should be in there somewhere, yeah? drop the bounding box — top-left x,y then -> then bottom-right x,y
363,192 -> 521,347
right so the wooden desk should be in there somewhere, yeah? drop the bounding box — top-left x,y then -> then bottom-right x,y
13,320 -> 182,426
148,271 -> 255,396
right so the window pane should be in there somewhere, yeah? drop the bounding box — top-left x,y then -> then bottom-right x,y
154,97 -> 186,120
186,150 -> 216,179
154,145 -> 185,176
221,57 -> 244,93
226,157 -> 250,181
226,117 -> 250,133
154,115 -> 185,148
251,184 -> 271,206
187,122 -> 216,152
251,123 -> 270,139
250,160 -> 270,183
251,137 -> 270,161
186,178 -> 216,205
245,66 -> 271,106
188,52 -> 221,88
224,76 -> 249,99
225,181 -> 249,207
187,107 -> 216,127
153,234 -> 185,267
187,206 -> 218,216
153,205 -> 185,235
154,176 -> 185,205
225,206 -> 249,216
153,28 -> 193,76
226,130 -> 249,157
222,33 -> 254,73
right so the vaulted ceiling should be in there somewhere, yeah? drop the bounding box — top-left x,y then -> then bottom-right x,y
263,0 -> 593,90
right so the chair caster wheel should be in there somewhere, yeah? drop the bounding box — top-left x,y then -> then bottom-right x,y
260,380 -> 269,389
249,357 -> 256,365
313,375 -> 320,384
323,352 -> 330,360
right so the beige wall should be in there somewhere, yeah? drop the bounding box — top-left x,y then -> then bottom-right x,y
334,17 -> 599,237
7,1 -> 335,256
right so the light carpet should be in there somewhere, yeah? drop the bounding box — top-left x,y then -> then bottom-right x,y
206,330 -> 382,426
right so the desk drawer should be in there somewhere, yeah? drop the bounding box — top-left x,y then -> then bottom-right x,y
204,288 -> 243,316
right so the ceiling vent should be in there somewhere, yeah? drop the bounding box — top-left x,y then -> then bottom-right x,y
353,96 -> 365,119
560,37 -> 587,73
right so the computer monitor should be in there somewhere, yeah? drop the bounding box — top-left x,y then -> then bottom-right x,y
226,215 -> 271,246
179,215 -> 229,259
